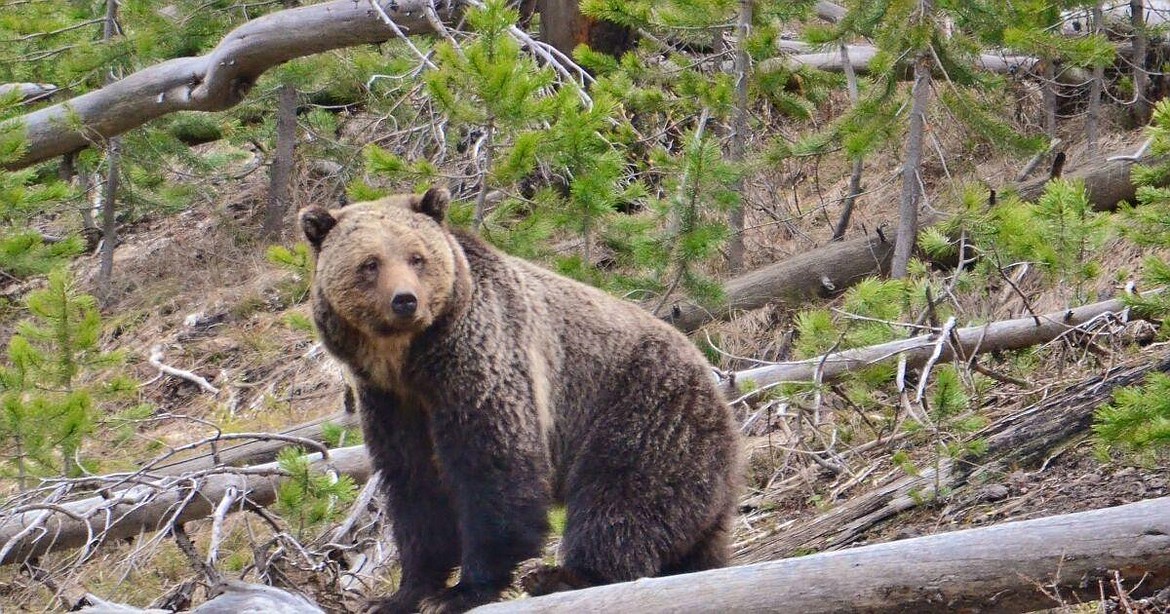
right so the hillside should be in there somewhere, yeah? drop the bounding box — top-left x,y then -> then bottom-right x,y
3,0 -> 1170,612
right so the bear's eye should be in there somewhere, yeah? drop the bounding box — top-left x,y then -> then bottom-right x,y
359,257 -> 380,274
408,253 -> 426,269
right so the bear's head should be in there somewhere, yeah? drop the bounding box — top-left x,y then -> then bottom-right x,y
299,187 -> 462,339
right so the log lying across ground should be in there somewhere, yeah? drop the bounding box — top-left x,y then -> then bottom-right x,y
664,231 -> 895,332
765,42 -> 1053,81
1016,155 -> 1141,212
0,445 -> 372,566
725,294 -> 1137,396
474,496 -> 1170,614
4,0 -> 449,170
152,410 -> 358,475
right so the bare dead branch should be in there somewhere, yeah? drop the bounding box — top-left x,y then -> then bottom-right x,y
149,345 -> 220,395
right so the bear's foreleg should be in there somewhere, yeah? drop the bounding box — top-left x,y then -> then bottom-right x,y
420,394 -> 552,613
357,386 -> 461,614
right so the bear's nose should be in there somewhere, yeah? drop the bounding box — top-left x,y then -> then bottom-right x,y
390,292 -> 418,317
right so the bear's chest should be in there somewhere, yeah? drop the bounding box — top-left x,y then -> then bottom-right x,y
353,334 -> 414,392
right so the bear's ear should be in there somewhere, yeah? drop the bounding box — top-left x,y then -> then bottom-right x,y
414,187 -> 450,223
299,206 -> 338,249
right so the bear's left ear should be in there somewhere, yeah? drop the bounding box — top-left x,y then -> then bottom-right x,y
414,187 -> 450,224
300,206 -> 338,249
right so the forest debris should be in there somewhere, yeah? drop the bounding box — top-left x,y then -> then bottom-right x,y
0,445 -> 372,566
734,352 -> 1170,563
725,294 -> 1137,396
148,345 -> 220,395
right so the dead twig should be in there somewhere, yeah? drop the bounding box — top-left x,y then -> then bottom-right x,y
149,345 -> 220,395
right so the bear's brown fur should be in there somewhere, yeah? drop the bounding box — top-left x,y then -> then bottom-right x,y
300,188 -> 740,614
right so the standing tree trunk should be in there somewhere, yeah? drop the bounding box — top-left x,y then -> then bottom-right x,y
97,0 -> 121,304
264,84 -> 298,240
536,0 -> 636,57
1042,58 -> 1057,138
1087,2 -> 1105,156
832,44 -> 864,242
726,0 -> 753,273
1131,0 -> 1151,125
473,117 -> 495,231
891,26 -> 932,279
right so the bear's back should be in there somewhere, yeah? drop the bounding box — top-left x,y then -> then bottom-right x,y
447,230 -> 729,486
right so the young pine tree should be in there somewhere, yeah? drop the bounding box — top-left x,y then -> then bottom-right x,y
0,269 -> 125,487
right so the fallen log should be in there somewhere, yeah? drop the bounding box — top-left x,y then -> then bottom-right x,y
152,410 -> 358,475
765,42 -> 1066,82
474,496 -> 1170,614
734,351 -> 1170,564
725,294 -> 1137,396
663,231 -> 895,332
0,445 -> 372,566
0,83 -> 58,103
1016,155 -> 1142,211
3,0 -> 450,170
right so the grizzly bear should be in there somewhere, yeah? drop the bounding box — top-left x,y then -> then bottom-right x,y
300,187 -> 740,614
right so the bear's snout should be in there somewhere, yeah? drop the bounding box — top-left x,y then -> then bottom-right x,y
390,291 -> 419,317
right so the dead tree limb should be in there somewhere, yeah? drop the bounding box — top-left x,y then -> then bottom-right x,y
764,42 -> 1082,83
725,294 -> 1137,396
0,83 -> 58,103
152,410 -> 358,475
814,1 -> 846,22
475,496 -> 1170,614
148,345 -> 220,395
0,445 -> 372,566
3,0 -> 451,170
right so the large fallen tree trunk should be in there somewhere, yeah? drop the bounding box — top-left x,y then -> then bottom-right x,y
663,231 -> 895,332
724,294 -> 1137,396
3,0 -> 449,170
474,496 -> 1170,614
734,351 -> 1170,564
766,42 -> 1059,82
0,445 -> 372,566
1016,155 -> 1142,211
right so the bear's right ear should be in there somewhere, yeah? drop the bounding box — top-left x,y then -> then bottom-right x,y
414,187 -> 450,224
299,207 -> 337,249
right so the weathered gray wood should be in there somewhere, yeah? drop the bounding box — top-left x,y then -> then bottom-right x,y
152,410 -> 358,475
1016,156 -> 1143,212
475,496 -> 1170,614
814,1 -> 846,22
0,445 -> 372,566
4,0 -> 449,170
727,295 -> 1136,395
